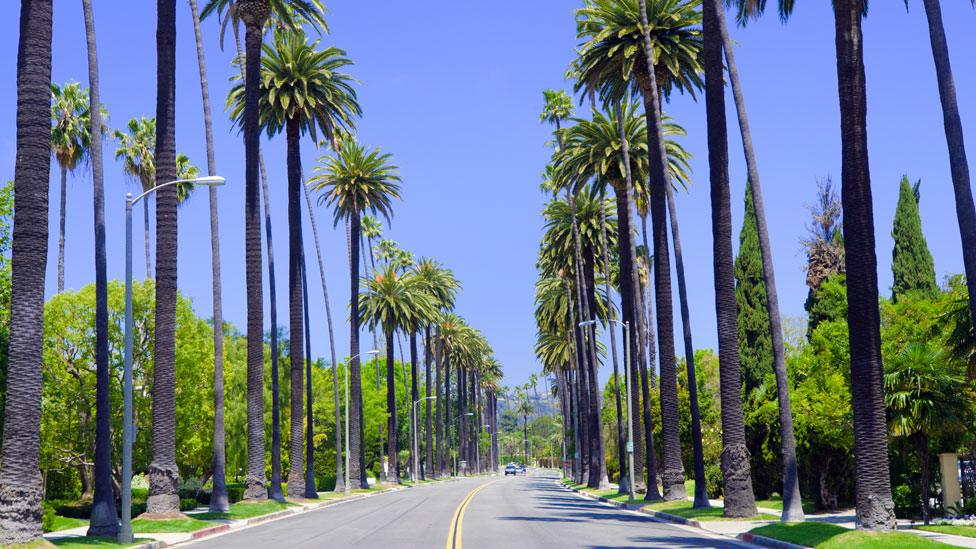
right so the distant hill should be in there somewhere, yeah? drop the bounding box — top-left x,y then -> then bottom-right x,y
497,391 -> 558,421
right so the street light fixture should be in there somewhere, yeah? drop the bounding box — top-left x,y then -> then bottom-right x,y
579,319 -> 634,502
121,175 -> 226,544
344,350 -> 378,494
412,396 -> 437,482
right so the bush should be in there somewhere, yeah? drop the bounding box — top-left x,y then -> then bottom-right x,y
893,484 -> 921,519
317,476 -> 336,492
180,487 -> 210,506
180,498 -> 198,511
226,483 -> 244,504
53,500 -> 91,520
705,463 -> 724,500
41,503 -> 57,533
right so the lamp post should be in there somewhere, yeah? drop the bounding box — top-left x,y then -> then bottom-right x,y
580,319 -> 633,502
345,350 -> 378,493
412,396 -> 436,482
121,175 -> 225,543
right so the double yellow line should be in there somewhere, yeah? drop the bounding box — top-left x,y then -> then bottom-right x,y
446,479 -> 500,549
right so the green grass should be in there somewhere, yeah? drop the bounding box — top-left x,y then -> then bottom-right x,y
192,500 -> 296,521
129,517 -> 214,533
49,516 -> 89,532
917,524 -> 976,539
755,495 -> 817,514
586,489 -> 642,505
751,523 -> 949,548
50,537 -> 152,549
644,499 -> 778,521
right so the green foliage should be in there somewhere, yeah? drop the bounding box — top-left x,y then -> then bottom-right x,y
0,180 -> 13,441
804,274 -> 848,339
893,484 -> 922,520
735,185 -> 772,396
309,140 -> 401,225
891,176 -> 938,301
41,504 -> 57,533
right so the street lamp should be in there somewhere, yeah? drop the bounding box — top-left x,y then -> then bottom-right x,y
121,175 -> 226,543
412,396 -> 437,482
580,319 -> 634,502
344,350 -> 378,493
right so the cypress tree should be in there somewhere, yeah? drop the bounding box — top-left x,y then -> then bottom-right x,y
735,184 -> 772,396
891,176 -> 938,301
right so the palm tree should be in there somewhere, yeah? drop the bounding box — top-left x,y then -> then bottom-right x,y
230,27 -> 359,499
114,117 -> 156,279
80,0 -> 117,535
515,388 -> 534,463
916,0 -> 976,333
360,265 -> 436,483
0,0 -> 53,542
885,343 -> 969,525
701,0 -> 756,518
188,0 -> 230,512
413,258 -> 461,478
712,0 -> 801,520
50,82 -> 94,294
311,140 -> 401,487
146,0 -> 181,516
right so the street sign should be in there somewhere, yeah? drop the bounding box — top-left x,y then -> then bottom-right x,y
626,441 -> 633,453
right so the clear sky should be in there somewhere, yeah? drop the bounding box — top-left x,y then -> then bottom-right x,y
1,1 -> 974,390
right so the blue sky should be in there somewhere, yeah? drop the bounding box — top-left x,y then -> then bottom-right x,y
1,1 -> 974,389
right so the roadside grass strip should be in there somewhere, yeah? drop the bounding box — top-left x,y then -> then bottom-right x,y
754,496 -> 818,515
190,500 -> 296,521
916,525 -> 976,539
49,516 -> 89,532
129,517 -> 214,533
747,522 -> 950,548
50,537 -> 156,549
643,499 -> 778,522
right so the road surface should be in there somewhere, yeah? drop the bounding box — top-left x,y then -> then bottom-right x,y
192,471 -> 745,548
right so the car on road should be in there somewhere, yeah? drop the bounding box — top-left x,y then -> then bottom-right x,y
505,463 -> 518,476
517,464 -> 527,475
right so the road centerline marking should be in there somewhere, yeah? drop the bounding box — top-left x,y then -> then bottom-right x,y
446,479 -> 501,549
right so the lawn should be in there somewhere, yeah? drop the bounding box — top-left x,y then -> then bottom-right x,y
755,495 -> 817,514
917,524 -> 976,539
645,499 -> 778,521
751,522 -> 949,548
129,517 -> 214,533
191,500 -> 296,521
50,537 -> 153,549
49,516 -> 89,532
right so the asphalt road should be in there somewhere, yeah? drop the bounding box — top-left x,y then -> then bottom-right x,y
192,471 -> 746,548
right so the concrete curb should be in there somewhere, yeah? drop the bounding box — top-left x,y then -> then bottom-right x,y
737,532 -> 807,549
188,524 -> 230,539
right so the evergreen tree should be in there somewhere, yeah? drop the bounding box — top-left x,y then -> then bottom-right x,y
735,184 -> 772,396
891,176 -> 938,301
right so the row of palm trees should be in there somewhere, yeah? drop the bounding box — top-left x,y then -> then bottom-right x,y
0,0 -> 505,544
535,0 -> 976,531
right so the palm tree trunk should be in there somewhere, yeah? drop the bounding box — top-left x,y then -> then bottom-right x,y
458,364 -> 466,470
702,0 -> 757,518
0,0 -> 52,542
444,336 -> 453,476
346,213 -> 368,488
582,252 -> 608,489
242,6 -> 269,502
425,327 -> 434,479
920,0 -> 976,332
187,0 -> 229,513
147,0 -> 181,515
83,0 -> 118,534
301,247 -> 317,499
716,3 -> 801,520
665,187 -> 709,509
635,232 -> 661,501
918,433 -> 930,525
57,167 -> 66,293
385,331 -> 399,483
410,331 -> 420,480
832,0 -> 895,530
435,327 -> 445,476
301,180 -> 342,492
635,0 -> 684,500
286,119 -> 306,499
599,199 -> 627,494
143,199 -> 152,279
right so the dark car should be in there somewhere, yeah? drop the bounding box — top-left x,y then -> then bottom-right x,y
505,463 -> 518,476
517,464 -> 527,475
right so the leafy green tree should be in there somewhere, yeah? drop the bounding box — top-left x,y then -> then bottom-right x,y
891,176 -> 938,301
735,185 -> 772,397
885,343 -> 969,524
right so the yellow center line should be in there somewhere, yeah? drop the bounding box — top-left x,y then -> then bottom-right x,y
446,479 -> 501,549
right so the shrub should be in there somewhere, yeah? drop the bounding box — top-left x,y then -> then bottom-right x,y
53,500 -> 91,520
226,483 -> 244,504
893,484 -> 921,519
180,498 -> 198,511
317,476 -> 336,492
705,463 -> 724,500
41,503 -> 57,533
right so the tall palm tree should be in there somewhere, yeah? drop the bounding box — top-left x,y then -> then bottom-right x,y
734,0 -> 895,529
80,0 -> 117,534
701,0 -> 757,518
0,0 -> 52,542
188,0 -> 230,511
230,27 -> 359,499
146,0 -> 181,516
311,140 -> 401,487
114,117 -> 156,279
50,82 -> 95,294
360,265 -> 436,483
713,0 -> 801,520
915,0 -> 976,334
413,258 -> 461,478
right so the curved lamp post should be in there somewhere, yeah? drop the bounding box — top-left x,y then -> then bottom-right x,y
120,175 -> 225,543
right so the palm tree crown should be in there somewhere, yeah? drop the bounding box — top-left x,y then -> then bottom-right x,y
359,264 -> 437,338
51,82 -> 100,173
310,140 -> 402,224
114,117 -> 156,192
